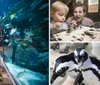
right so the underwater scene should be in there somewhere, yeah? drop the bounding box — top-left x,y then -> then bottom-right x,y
0,0 -> 48,85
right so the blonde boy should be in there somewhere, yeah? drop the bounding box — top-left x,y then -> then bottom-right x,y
50,1 -> 69,34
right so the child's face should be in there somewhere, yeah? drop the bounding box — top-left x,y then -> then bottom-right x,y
73,6 -> 85,22
51,9 -> 66,23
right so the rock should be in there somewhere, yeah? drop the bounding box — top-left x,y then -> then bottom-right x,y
90,36 -> 96,39
77,37 -> 83,41
89,29 -> 95,31
84,31 -> 94,36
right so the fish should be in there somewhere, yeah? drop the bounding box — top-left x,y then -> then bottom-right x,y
24,36 -> 32,43
10,29 -> 16,35
10,13 -> 16,20
29,18 -> 33,22
17,69 -> 27,78
4,23 -> 12,29
39,3 -> 48,10
22,43 -> 28,46
30,0 -> 42,10
4,39 -> 9,43
2,12 -> 6,20
44,17 -> 48,21
17,8 -> 25,13
24,31 -> 34,37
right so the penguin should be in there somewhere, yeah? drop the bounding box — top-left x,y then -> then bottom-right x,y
51,48 -> 86,84
51,48 -> 100,85
74,48 -> 100,85
79,52 -> 100,85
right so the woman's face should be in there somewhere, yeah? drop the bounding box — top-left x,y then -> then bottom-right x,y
73,6 -> 85,22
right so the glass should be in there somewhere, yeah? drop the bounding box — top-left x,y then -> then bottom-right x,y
0,0 -> 49,85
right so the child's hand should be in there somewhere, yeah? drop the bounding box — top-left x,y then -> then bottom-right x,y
70,20 -> 77,28
54,22 -> 63,28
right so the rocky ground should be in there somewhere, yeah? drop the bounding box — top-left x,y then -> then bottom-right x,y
51,26 -> 100,42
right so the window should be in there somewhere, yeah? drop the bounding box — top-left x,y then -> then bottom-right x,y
88,0 -> 99,13
76,0 -> 84,3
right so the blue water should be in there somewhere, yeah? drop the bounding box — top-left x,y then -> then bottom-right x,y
1,0 -> 49,85
6,62 -> 47,85
0,0 -> 24,16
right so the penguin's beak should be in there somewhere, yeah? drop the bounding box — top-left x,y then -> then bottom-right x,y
78,58 -> 80,63
78,57 -> 84,64
51,73 -> 58,84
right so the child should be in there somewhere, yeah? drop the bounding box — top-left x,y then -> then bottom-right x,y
50,1 -> 69,35
66,2 -> 94,28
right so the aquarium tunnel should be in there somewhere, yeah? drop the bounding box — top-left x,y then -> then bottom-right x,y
0,0 -> 48,85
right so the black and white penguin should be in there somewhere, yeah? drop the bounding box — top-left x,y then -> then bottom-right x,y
75,48 -> 100,85
79,52 -> 100,85
51,48 -> 100,85
51,48 -> 86,84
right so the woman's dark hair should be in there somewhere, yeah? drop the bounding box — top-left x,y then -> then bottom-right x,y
73,2 -> 86,13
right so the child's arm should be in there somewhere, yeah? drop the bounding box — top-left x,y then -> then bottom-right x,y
50,22 -> 64,29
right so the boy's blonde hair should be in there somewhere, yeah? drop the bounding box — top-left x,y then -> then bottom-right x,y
51,1 -> 69,15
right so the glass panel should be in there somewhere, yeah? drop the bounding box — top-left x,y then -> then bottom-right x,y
0,0 -> 49,85
88,0 -> 99,13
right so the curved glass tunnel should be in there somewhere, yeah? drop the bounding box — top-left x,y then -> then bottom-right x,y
0,0 -> 49,85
